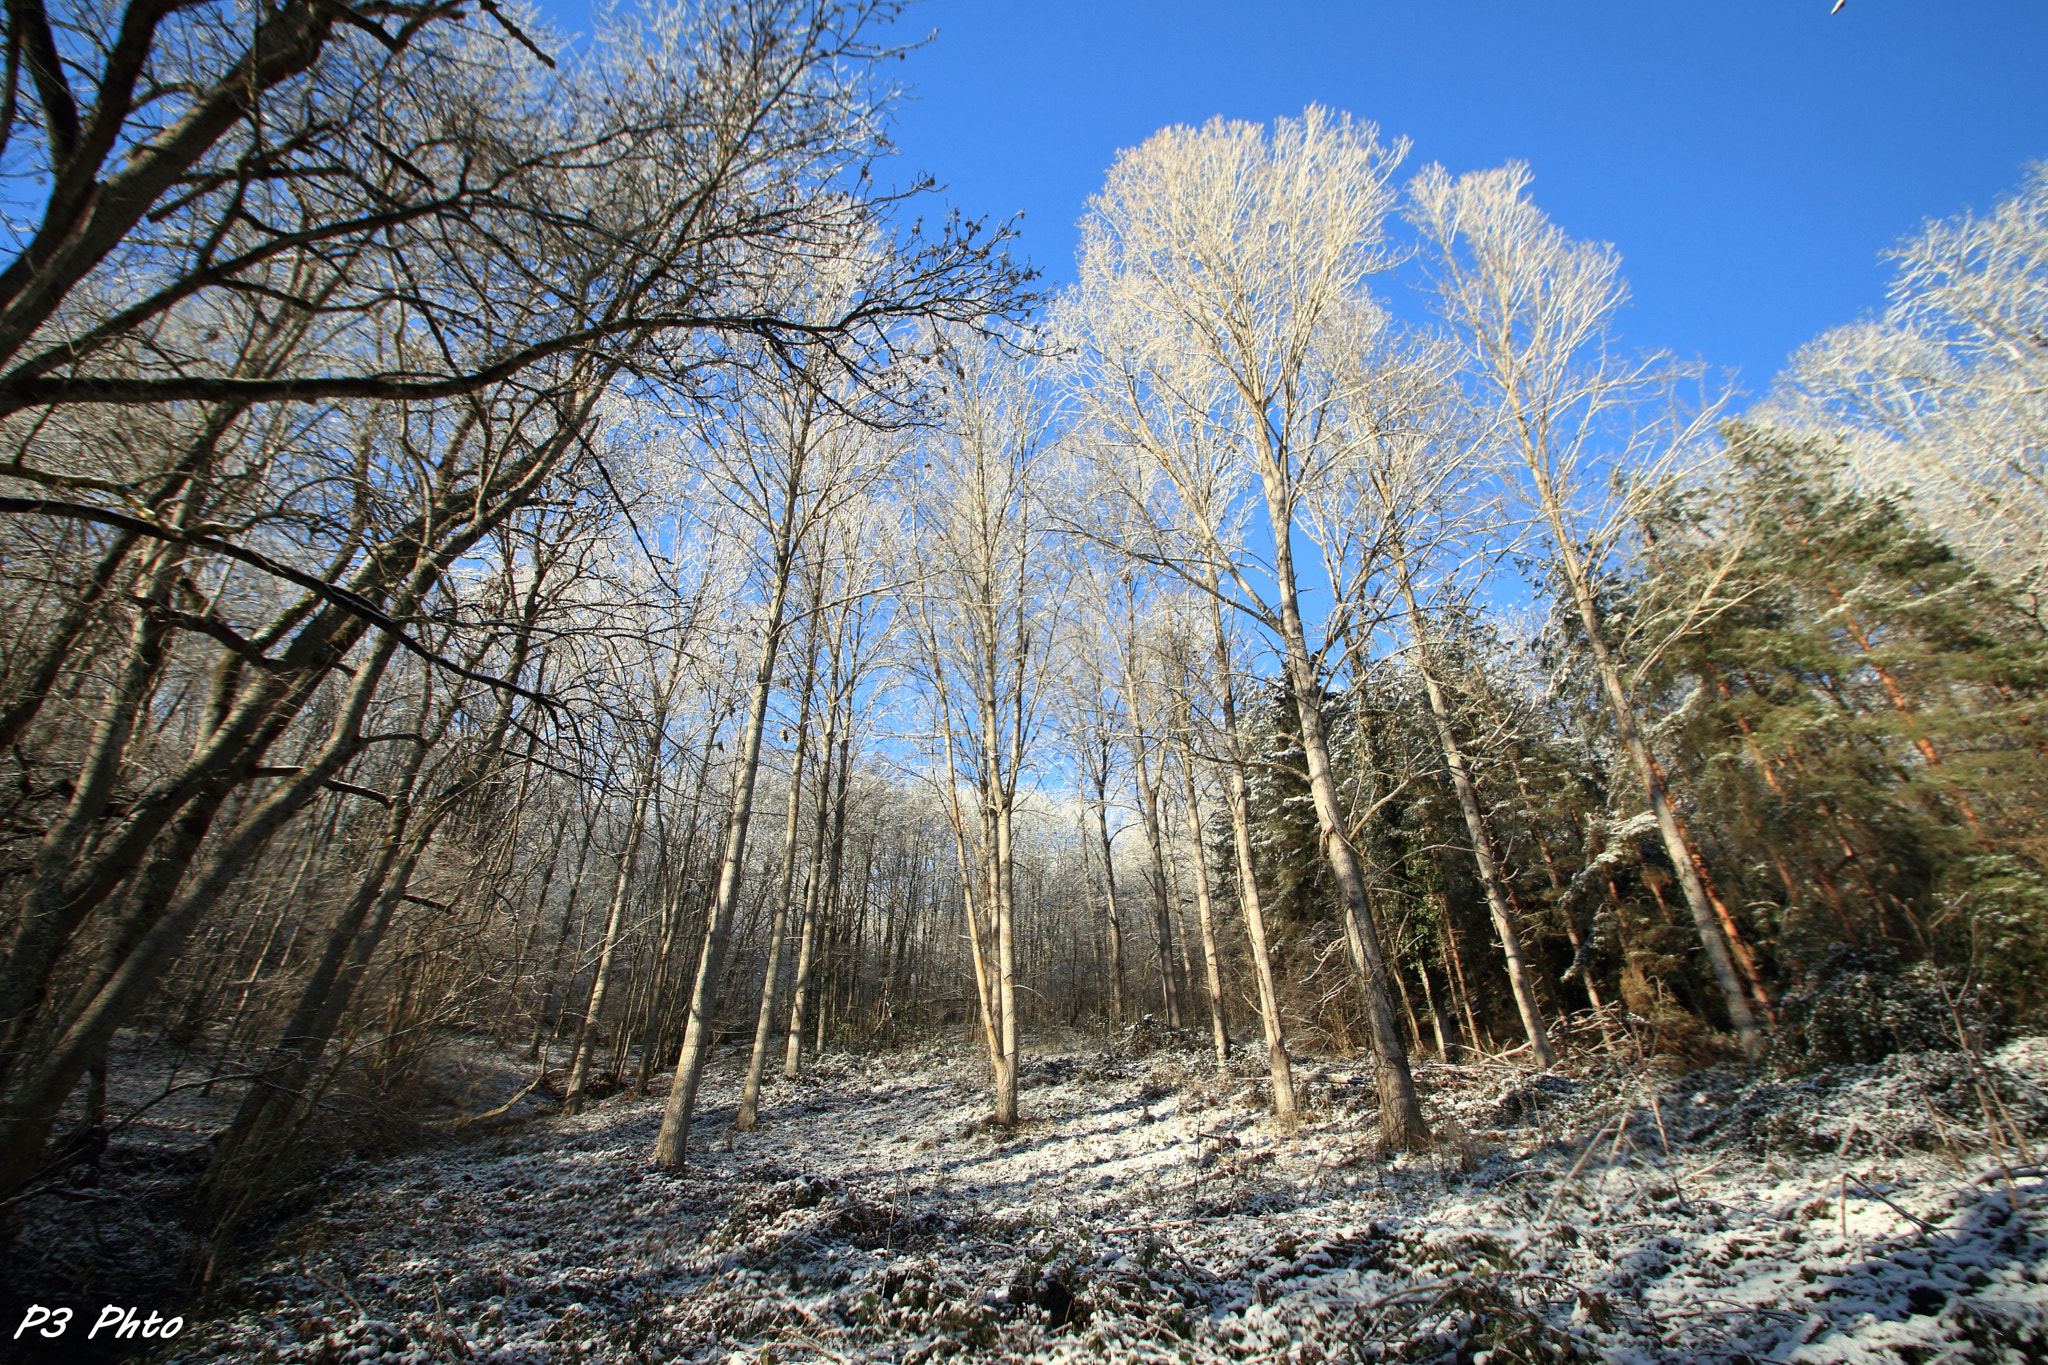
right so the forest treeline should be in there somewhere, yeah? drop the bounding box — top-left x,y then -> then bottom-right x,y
1,0 -> 2042,1262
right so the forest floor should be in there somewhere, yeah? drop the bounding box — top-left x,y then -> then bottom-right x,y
11,1026 -> 2048,1363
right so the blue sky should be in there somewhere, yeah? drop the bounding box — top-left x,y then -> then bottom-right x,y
515,1 -> 2048,395
873,0 -> 2045,399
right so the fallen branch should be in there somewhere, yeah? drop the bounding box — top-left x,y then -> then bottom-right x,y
1541,1102 -> 1632,1222
1976,1165 -> 2048,1183
433,1073 -> 548,1130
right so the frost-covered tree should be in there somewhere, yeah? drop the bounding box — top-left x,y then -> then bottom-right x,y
909,331 -> 1060,1128
1410,162 -> 1763,1058
1066,107 -> 1427,1148
1764,166 -> 2048,604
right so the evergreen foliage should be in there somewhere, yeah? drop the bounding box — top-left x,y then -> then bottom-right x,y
1224,424 -> 2048,1063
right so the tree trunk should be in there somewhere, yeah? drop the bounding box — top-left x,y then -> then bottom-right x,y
979,646 -> 1022,1128
0,629 -> 404,1196
530,805 -> 600,1063
652,537 -> 799,1167
565,765 -> 654,1112
1206,589 -> 1296,1118
204,738 -> 434,1206
736,617 -> 820,1129
1506,753 -> 1621,1046
1090,782 -> 1128,1024
1419,959 -> 1456,1060
1392,955 -> 1424,1055
1397,570 -> 1555,1067
1172,743 -> 1230,1064
1552,525 -> 1762,1057
1261,497 -> 1425,1145
1440,901 -> 1483,1053
990,787 -> 1020,1126
1130,737 -> 1182,1027
810,721 -> 857,1057
781,734 -> 834,1078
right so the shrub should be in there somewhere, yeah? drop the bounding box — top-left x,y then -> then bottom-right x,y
1771,945 -> 1990,1074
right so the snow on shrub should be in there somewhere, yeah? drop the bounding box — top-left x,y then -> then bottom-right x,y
1771,944 -> 1991,1074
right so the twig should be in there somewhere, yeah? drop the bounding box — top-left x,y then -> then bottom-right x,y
1594,1095 -> 1636,1220
1646,1089 -> 1685,1205
1932,966 -> 2031,1207
1922,1086 -> 1965,1168
1102,1217 -> 1208,1235
1975,1165 -> 2048,1183
1541,1103 -> 1629,1222
1684,1155 -> 1731,1184
776,1330 -> 855,1364
306,1266 -> 368,1318
1843,1173 -> 1935,1234
430,1283 -> 474,1360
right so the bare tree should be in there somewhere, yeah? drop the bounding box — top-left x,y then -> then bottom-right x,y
652,342 -> 899,1167
1764,164 -> 2048,602
1408,162 -> 1760,1058
1065,108 -> 1427,1148
1334,338 -> 1557,1067
1051,562 -> 1137,1026
1161,622 -> 1230,1064
1201,581 -> 1299,1118
910,331 -> 1057,1128
734,553 -> 826,1130
773,501 -> 897,1083
0,0 -> 1027,1193
565,632 -> 691,1113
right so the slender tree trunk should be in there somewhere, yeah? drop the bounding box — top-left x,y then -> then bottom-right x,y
810,722 -> 857,1057
506,801 -> 572,1032
571,647 -> 683,1107
1397,570 -> 1555,1067
935,711 -> 1002,1083
0,529 -> 142,754
1546,520 -> 1762,1057
0,545 -> 184,1066
641,724 -> 729,1072
1441,902 -> 1483,1054
1168,855 -> 1199,1031
1090,782 -> 1128,1024
1246,439 -> 1426,1145
736,619 -> 820,1129
782,751 -> 834,1077
1172,743 -> 1229,1064
652,535 -> 800,1166
565,768 -> 654,1112
1393,955 -> 1424,1055
1130,738 -> 1182,1027
990,785 -> 1020,1126
1274,612 -> 1425,1139
947,809 -> 1003,1080
1505,754 -> 1620,1045
1641,759 -> 1774,1018
531,804 -> 600,1062
972,628 -> 1024,1128
626,887 -> 675,1096
203,694 -> 448,1204
1205,589 -> 1296,1117
223,801 -> 338,1042
1419,959 -> 1455,1060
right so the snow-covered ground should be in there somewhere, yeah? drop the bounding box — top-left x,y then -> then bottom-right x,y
136,1028 -> 2047,1363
